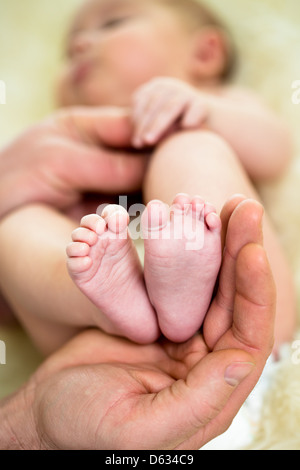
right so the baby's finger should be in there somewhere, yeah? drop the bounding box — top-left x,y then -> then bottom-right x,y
132,82 -> 166,123
133,92 -> 172,146
140,98 -> 187,145
181,101 -> 208,129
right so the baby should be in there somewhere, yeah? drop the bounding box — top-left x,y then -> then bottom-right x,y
57,0 -> 296,346
0,0 -> 294,354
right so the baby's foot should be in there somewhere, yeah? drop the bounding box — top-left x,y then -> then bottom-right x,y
67,205 -> 159,344
142,194 -> 222,342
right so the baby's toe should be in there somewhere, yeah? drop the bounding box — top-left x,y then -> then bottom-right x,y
191,196 -> 205,219
205,212 -> 222,233
67,256 -> 93,276
204,204 -> 222,233
66,241 -> 90,258
80,214 -> 106,236
142,200 -> 169,234
71,227 -> 99,245
172,193 -> 191,212
101,205 -> 129,234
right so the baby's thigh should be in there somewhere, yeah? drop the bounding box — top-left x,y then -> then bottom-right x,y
145,130 -> 254,209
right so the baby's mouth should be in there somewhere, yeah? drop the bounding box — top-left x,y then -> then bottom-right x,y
72,60 -> 92,85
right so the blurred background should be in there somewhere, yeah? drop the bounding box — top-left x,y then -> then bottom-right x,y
0,0 -> 300,449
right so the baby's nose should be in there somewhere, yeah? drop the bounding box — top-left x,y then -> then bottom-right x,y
69,32 -> 93,58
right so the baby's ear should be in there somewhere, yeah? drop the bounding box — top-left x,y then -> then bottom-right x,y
188,27 -> 228,82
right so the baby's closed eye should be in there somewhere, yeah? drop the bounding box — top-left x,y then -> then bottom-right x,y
100,16 -> 133,30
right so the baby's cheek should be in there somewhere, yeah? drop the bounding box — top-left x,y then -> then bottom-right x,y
55,67 -> 75,107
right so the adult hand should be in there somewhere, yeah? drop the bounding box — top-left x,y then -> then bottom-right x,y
1,197 -> 275,450
0,107 -> 148,220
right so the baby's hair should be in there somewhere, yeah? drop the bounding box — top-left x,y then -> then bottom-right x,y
154,0 -> 237,81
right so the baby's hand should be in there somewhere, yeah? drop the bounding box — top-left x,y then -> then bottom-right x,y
132,77 -> 209,148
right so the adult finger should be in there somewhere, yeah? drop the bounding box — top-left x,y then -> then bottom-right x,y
51,139 -> 149,195
204,199 -> 264,349
217,199 -> 264,312
218,243 -> 276,357
177,243 -> 275,449
52,106 -> 134,148
219,194 -> 248,249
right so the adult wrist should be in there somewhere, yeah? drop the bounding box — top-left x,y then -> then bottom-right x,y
0,383 -> 41,450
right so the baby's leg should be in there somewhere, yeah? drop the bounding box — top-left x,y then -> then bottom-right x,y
0,205 -> 157,355
143,130 -> 297,349
0,205 -> 85,354
67,205 -> 159,344
142,195 -> 222,342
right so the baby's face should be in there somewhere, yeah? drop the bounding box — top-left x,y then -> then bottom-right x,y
57,0 -> 194,107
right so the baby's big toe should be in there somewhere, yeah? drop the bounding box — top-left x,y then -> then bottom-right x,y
142,200 -> 169,236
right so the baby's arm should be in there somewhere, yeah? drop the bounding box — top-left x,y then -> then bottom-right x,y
132,78 -> 292,182
203,87 -> 293,181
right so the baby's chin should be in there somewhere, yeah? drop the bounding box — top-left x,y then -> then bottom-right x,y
55,77 -> 75,108
55,76 -> 88,108
56,85 -> 96,107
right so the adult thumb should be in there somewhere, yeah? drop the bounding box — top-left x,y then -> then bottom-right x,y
153,349 -> 255,449
56,106 -> 134,148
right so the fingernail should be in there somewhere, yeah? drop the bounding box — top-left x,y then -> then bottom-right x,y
224,362 -> 255,387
